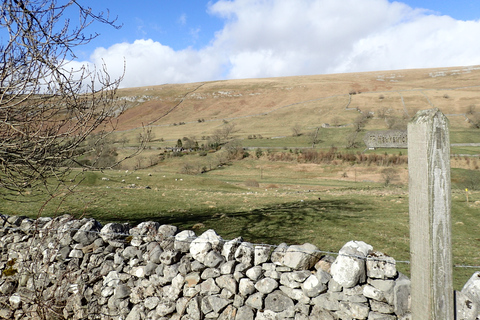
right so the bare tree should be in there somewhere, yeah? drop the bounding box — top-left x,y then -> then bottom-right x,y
352,114 -> 368,132
308,127 -> 321,147
381,168 -> 399,186
291,123 -> 302,137
467,104 -> 476,115
0,0 -> 127,196
219,122 -> 239,140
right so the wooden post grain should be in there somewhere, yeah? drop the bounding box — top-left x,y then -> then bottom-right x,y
408,108 -> 453,319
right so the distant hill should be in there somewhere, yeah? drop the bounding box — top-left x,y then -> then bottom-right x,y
113,65 -> 480,141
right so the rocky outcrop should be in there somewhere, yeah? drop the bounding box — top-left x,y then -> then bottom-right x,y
0,214 -> 413,319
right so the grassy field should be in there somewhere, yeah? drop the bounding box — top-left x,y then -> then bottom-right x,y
2,152 -> 480,290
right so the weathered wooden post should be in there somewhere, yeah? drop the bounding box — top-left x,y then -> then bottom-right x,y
408,108 -> 453,319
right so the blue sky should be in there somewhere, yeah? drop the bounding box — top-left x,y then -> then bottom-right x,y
67,0 -> 480,87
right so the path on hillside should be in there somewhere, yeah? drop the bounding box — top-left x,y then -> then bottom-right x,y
145,82 -> 210,126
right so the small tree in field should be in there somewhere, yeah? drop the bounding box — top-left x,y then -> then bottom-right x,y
381,168 -> 399,186
0,0 -> 129,197
291,123 -> 302,137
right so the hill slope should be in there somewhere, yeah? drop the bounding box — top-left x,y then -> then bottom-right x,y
113,65 -> 480,141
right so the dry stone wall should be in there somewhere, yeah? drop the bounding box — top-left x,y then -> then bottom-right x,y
0,214 -> 476,319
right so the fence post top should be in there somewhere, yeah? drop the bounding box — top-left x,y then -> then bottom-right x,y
409,108 -> 446,124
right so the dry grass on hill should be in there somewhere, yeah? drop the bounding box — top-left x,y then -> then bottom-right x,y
113,66 -> 480,141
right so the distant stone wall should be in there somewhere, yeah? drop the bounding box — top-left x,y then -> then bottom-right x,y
0,215 -> 477,319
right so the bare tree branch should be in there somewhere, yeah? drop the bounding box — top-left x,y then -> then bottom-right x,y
0,0 -> 127,197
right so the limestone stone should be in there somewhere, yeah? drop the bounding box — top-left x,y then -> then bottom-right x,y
239,278 -> 256,296
291,270 -> 311,283
223,237 -> 242,261
331,241 -> 373,288
339,301 -> 369,320
202,296 -> 214,314
204,295 -> 231,313
233,294 -> 245,308
363,284 -> 385,302
368,279 -> 395,294
220,260 -> 236,274
311,293 -> 340,311
100,223 -> 128,247
262,263 -> 276,271
218,304 -> 236,320
185,272 -> 201,288
255,310 -> 277,319
235,242 -> 254,266
246,266 -> 263,281
367,311 -> 397,320
144,296 -> 160,310
157,224 -> 178,238
264,290 -> 294,313
201,278 -> 221,294
174,230 -> 196,252
245,292 -> 264,310
216,274 -> 237,294
191,260 -> 206,272
178,255 -> 192,275
156,300 -> 176,316
235,262 -> 250,273
315,255 -> 335,273
201,267 -> 221,279
302,274 -> 327,298
462,271 -> 480,306
264,270 -> 279,280
254,245 -> 271,265
68,249 -> 83,258
126,304 -> 145,320
370,300 -> 394,314
255,278 -> 279,294
114,284 -> 131,299
236,306 -> 254,320
366,251 -> 397,279
221,287 -> 235,299
310,305 -> 336,320
0,281 -> 16,295
271,243 -> 288,265
204,250 -> 225,268
456,290 -> 478,320
130,221 -> 160,238
190,238 -> 212,263
72,219 -> 101,245
186,296 -> 202,320
283,243 -> 322,270
295,302 -> 311,316
393,273 -> 411,317
9,294 -> 21,309
316,269 -> 332,284
279,286 -> 310,304
190,229 -> 224,263
123,246 -> 141,260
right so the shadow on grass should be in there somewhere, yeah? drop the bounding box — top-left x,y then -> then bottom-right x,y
83,198 -> 374,246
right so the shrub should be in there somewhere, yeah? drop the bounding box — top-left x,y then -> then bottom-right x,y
381,168 -> 399,186
244,179 -> 260,188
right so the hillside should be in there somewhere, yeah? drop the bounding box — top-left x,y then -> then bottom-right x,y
113,65 -> 480,143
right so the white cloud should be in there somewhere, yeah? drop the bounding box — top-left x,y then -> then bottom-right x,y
86,0 -> 480,86
89,39 -> 224,87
